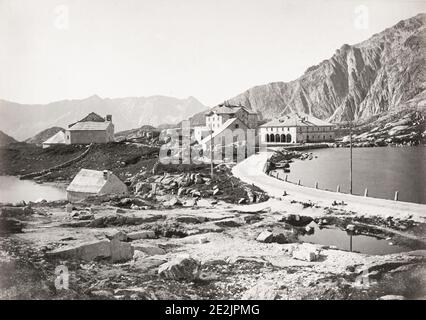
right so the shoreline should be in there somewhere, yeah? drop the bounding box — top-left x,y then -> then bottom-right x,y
232,152 -> 426,222
266,146 -> 426,205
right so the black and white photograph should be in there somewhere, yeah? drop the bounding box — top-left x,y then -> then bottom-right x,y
0,0 -> 425,306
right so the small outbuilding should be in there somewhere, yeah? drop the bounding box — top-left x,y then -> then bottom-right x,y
66,169 -> 128,202
42,131 -> 66,148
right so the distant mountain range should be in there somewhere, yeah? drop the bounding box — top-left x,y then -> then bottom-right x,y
2,14 -> 425,141
224,13 -> 426,123
0,95 -> 206,141
0,130 -> 18,146
25,127 -> 65,146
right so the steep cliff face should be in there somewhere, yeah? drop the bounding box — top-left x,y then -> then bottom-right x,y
227,13 -> 426,123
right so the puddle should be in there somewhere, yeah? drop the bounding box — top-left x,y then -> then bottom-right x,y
297,222 -> 410,255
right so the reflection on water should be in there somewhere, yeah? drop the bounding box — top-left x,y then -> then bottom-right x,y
298,222 -> 409,255
0,176 -> 66,203
280,147 -> 426,204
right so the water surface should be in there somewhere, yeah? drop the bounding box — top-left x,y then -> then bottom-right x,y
299,222 -> 409,255
279,146 -> 426,204
0,176 -> 66,203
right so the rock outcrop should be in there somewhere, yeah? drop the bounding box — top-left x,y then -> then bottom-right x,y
226,14 -> 426,123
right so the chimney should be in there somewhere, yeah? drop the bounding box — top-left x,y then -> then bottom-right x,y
103,170 -> 109,180
105,115 -> 112,122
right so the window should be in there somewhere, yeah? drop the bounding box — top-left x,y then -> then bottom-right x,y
286,134 -> 292,143
266,134 -> 270,142
235,124 -> 239,129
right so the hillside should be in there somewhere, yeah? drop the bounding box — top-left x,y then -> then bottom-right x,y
115,125 -> 161,142
25,127 -> 65,146
226,13 -> 426,123
0,95 -> 206,141
0,131 -> 17,146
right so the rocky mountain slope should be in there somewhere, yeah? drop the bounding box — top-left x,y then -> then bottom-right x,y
25,127 -> 65,146
226,13 -> 426,123
0,131 -> 17,147
0,95 -> 206,141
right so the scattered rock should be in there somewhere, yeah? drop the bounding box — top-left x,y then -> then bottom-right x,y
47,240 -> 112,261
281,214 -> 313,227
242,215 -> 263,224
256,231 -> 274,243
0,206 -> 34,218
242,280 -> 286,300
47,238 -> 134,263
163,197 -> 182,207
91,290 -> 114,299
158,256 -> 201,280
272,233 -> 287,244
238,198 -> 247,204
378,295 -> 406,300
346,224 -> 356,232
0,217 -> 24,234
127,230 -> 156,240
176,215 -> 206,224
305,225 -> 314,233
291,244 -> 320,262
110,238 -> 134,262
215,219 -> 241,228
132,244 -> 166,256
65,203 -> 73,213
106,230 -> 128,242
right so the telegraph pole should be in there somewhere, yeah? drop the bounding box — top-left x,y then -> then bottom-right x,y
210,124 -> 214,179
349,121 -> 353,194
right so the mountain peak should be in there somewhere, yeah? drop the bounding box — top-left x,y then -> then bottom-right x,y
226,13 -> 426,123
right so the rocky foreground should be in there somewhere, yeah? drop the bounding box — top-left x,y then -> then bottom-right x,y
1,194 -> 425,300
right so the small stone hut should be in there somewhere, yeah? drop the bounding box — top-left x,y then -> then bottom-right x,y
66,169 -> 127,202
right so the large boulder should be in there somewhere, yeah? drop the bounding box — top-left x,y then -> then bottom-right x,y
281,214 -> 313,227
291,244 -> 320,262
242,280 -> 286,300
47,238 -> 134,262
133,244 -> 166,256
0,206 -> 34,218
47,240 -> 111,261
158,257 -> 200,280
0,217 -> 24,234
127,230 -> 156,240
256,231 -> 274,243
163,197 -> 182,207
110,238 -> 134,262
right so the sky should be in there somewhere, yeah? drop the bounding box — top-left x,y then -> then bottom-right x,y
1,0 -> 425,106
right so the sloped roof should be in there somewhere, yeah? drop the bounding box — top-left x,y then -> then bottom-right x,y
66,169 -> 114,194
43,131 -> 66,145
68,112 -> 108,129
260,113 -> 334,127
79,112 -> 105,122
68,121 -> 111,131
200,118 -> 242,144
205,104 -> 257,116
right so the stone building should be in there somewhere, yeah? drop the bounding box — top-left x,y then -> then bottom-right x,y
205,103 -> 258,130
259,113 -> 335,145
65,113 -> 114,145
66,169 -> 127,202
